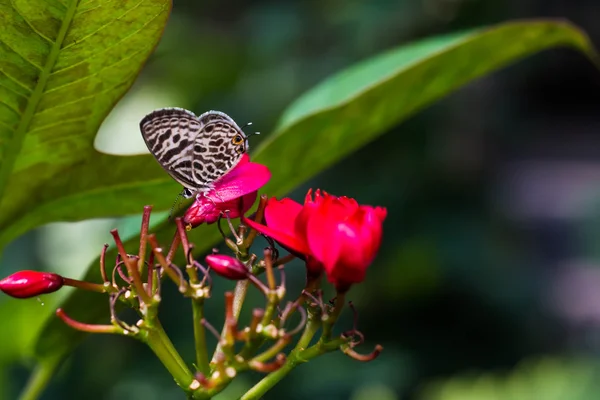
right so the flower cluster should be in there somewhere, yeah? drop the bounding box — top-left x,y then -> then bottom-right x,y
0,153 -> 387,400
182,154 -> 387,292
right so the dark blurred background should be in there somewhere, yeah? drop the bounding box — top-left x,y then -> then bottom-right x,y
3,0 -> 600,399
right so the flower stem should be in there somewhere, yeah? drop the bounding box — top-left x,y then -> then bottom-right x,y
62,278 -> 108,293
18,357 -> 61,400
240,317 -> 321,400
192,298 -> 210,375
322,292 -> 345,340
144,320 -> 194,389
111,229 -> 152,305
211,279 -> 249,363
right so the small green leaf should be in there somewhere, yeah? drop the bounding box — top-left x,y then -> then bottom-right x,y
32,19 -> 597,381
0,0 -> 172,248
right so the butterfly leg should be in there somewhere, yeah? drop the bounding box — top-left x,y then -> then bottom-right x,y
168,189 -> 190,221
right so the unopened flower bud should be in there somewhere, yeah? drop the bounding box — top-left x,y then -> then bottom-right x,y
205,255 -> 248,280
0,270 -> 64,299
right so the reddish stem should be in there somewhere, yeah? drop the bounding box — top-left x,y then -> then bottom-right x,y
148,234 -> 188,292
176,218 -> 199,283
342,344 -> 383,362
224,292 -> 238,343
56,309 -> 121,334
138,205 -> 152,273
147,251 -> 155,297
248,308 -> 264,338
248,354 -> 286,373
166,231 -> 181,263
110,229 -> 151,305
175,218 -> 191,257
99,243 -> 109,282
263,249 -> 276,291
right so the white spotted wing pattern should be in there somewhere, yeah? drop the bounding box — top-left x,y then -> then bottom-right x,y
140,108 -> 248,196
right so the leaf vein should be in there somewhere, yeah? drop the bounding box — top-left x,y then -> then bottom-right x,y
38,49 -> 145,110
0,83 -> 28,102
10,0 -> 55,44
0,119 -> 16,131
0,69 -> 33,93
50,6 -> 164,78
46,19 -> 160,96
0,37 -> 43,71
37,78 -> 132,117
61,0 -> 145,51
75,3 -> 102,17
28,116 -> 89,133
0,99 -> 22,117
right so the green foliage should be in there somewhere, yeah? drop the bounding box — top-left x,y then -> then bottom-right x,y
29,19 -> 598,376
0,0 -> 172,249
419,356 -> 600,400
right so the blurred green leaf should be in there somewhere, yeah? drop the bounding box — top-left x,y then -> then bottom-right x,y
0,0 -> 172,249
260,19 -> 596,197
419,356 -> 600,400
32,18 -> 597,385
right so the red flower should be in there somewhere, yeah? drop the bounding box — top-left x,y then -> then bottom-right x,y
205,254 -> 249,280
244,190 -> 387,290
184,154 -> 271,227
0,270 -> 64,299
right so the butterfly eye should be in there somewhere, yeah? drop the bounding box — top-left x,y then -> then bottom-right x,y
232,134 -> 244,145
182,188 -> 194,198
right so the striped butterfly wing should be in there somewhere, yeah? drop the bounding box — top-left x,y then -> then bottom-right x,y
140,108 -> 249,194
140,107 -> 202,191
191,111 -> 248,189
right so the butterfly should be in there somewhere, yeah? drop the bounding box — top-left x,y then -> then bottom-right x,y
140,108 -> 250,199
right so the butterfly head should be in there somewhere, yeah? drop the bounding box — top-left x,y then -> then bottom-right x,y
237,122 -> 260,154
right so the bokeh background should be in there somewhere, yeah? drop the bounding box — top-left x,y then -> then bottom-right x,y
3,0 -> 600,399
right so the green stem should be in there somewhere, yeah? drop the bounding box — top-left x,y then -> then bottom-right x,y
212,279 -> 249,363
251,336 -> 291,363
62,277 -> 108,293
322,292 -> 345,340
240,317 -> 321,400
145,320 -> 194,389
192,298 -> 210,375
260,292 -> 279,327
18,357 -> 61,400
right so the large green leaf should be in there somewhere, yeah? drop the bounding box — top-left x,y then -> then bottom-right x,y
32,18 -> 597,384
0,0 -> 172,249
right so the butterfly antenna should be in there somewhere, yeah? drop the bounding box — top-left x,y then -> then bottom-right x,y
245,131 -> 260,144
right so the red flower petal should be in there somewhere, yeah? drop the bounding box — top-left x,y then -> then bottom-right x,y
207,156 -> 271,203
244,214 -> 311,256
304,192 -> 350,263
301,189 -> 387,290
184,192 -> 258,227
264,197 -> 303,237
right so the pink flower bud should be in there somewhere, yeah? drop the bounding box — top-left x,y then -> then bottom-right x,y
205,255 -> 248,280
0,270 -> 64,299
